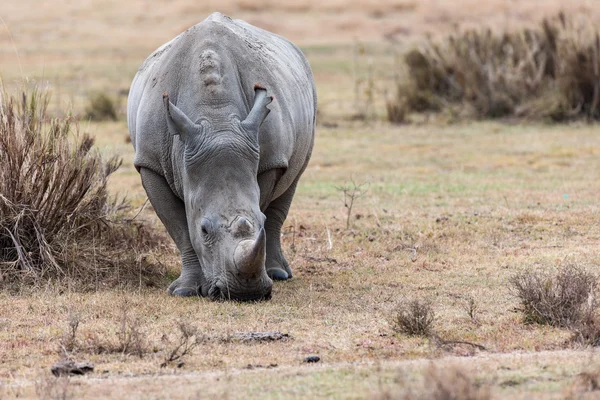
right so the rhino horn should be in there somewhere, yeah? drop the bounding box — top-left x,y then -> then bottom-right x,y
241,86 -> 273,134
234,227 -> 266,277
163,93 -> 205,141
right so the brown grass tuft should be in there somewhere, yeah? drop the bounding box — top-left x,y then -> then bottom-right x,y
392,298 -> 435,337
0,84 -> 168,290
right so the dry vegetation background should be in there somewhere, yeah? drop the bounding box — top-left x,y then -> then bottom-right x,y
1,0 -> 600,399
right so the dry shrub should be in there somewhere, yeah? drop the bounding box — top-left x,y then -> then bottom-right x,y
59,312 -> 82,354
113,300 -> 147,357
160,320 -> 206,368
509,265 -> 597,328
462,295 -> 479,324
85,92 -> 118,121
392,298 -> 435,337
510,265 -> 600,346
0,85 -> 168,290
388,13 -> 600,121
420,366 -> 490,400
374,365 -> 490,400
76,299 -> 148,357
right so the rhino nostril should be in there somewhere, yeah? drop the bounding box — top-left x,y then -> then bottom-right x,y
200,218 -> 215,236
263,289 -> 272,300
208,284 -> 222,299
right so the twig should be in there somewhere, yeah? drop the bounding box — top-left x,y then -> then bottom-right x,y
335,179 -> 369,230
125,198 -> 150,222
434,335 -> 488,351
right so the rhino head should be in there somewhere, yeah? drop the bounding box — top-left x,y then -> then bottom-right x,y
162,87 -> 274,301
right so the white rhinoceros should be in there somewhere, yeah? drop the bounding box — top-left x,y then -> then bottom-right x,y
127,12 -> 316,300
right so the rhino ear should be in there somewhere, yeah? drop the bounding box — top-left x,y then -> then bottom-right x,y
163,93 -> 203,142
241,86 -> 273,135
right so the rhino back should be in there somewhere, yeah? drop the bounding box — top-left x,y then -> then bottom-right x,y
128,12 -> 316,200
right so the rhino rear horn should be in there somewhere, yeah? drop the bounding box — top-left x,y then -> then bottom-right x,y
163,93 -> 205,142
241,86 -> 273,134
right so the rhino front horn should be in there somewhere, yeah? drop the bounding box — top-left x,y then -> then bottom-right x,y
234,228 -> 266,277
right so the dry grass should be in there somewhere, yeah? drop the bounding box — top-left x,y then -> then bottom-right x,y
571,368 -> 600,394
1,121 -> 598,398
0,84 -> 169,290
35,375 -> 71,400
160,321 -> 206,368
1,1 -> 600,398
388,13 -> 600,120
411,365 -> 490,400
2,0 -> 600,118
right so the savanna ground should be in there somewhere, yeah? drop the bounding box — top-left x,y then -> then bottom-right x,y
1,0 -> 600,398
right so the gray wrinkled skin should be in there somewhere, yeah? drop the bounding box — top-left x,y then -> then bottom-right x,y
127,13 -> 316,301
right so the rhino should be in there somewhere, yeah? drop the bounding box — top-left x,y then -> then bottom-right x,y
127,13 -> 316,301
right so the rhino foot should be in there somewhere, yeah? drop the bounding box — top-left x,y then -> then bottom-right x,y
167,276 -> 202,297
266,255 -> 293,281
267,268 -> 290,280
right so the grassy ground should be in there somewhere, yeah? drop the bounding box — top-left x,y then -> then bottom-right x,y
2,121 -> 600,399
1,1 -> 600,399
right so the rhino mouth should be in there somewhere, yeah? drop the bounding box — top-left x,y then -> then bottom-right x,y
205,279 -> 272,302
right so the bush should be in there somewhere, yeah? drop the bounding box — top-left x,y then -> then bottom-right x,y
374,366 -> 490,400
0,85 -> 168,290
392,298 -> 435,337
422,366 -> 490,400
509,265 -> 597,328
388,13 -> 600,121
85,92 -> 118,121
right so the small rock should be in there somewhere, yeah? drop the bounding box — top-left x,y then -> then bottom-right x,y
304,356 -> 320,363
51,360 -> 94,377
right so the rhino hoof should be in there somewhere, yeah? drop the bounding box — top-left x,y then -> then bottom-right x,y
168,283 -> 200,297
267,268 -> 289,281
171,287 -> 199,297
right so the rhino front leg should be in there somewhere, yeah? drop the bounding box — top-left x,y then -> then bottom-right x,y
262,176 -> 299,281
139,168 -> 205,296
